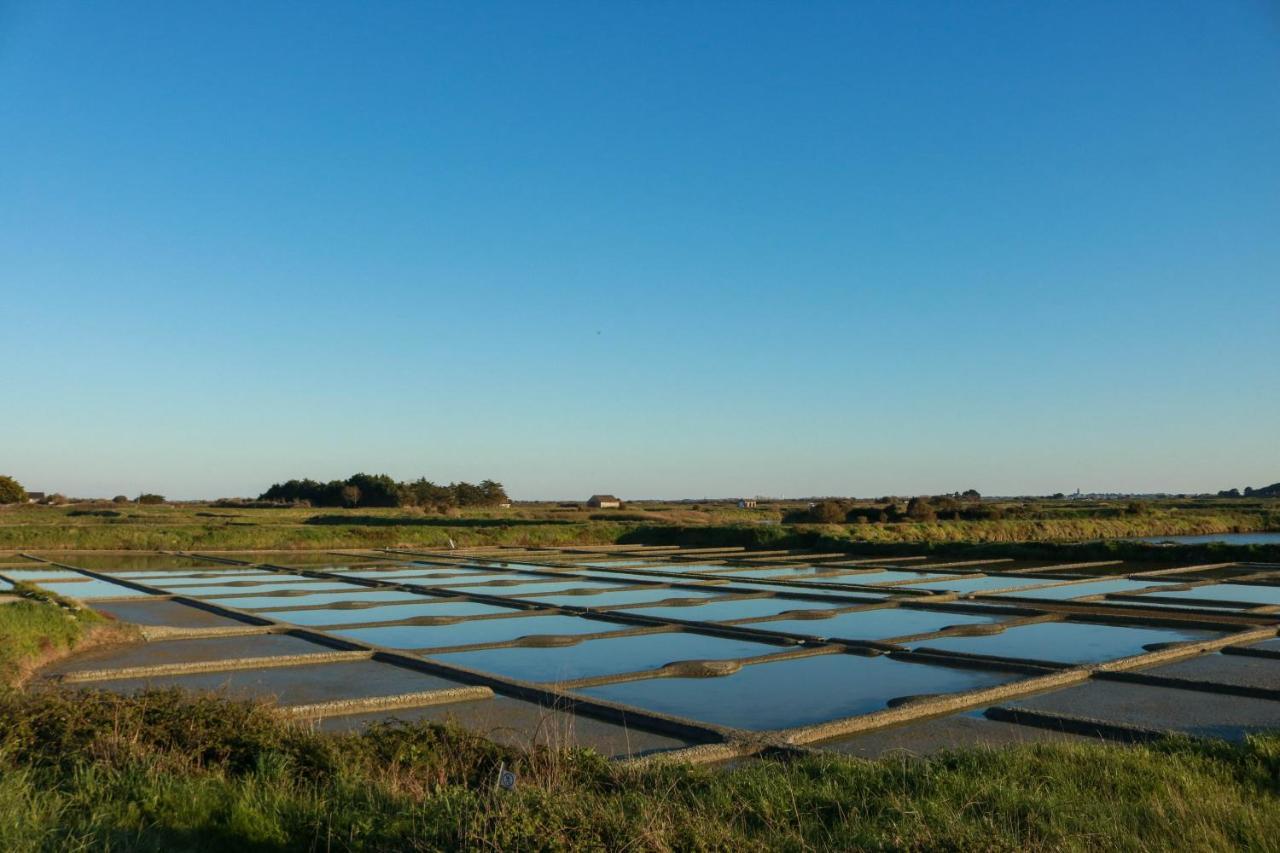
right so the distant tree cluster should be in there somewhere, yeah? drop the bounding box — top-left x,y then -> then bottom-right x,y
1219,483 -> 1280,499
787,491 -> 988,524
137,493 -> 166,505
0,475 -> 27,504
259,474 -> 509,511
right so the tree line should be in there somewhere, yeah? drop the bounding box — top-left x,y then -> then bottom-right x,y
258,474 -> 509,510
788,492 -> 989,524
1218,482 -> 1280,499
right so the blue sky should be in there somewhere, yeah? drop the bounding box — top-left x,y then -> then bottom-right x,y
2,2 -> 1277,499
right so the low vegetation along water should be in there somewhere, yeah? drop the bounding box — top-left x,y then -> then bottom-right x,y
1,685 -> 1278,850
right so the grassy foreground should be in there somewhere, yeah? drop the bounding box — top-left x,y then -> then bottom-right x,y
0,688 -> 1278,851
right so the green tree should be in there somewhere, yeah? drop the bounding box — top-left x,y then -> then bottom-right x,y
906,496 -> 937,522
809,500 -> 847,524
451,481 -> 486,506
479,479 -> 510,506
344,474 -> 402,508
405,478 -> 456,511
137,494 -> 165,504
0,475 -> 27,504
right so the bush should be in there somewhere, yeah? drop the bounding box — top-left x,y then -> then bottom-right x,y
809,500 -> 848,524
0,475 -> 27,504
111,495 -> 129,503
136,494 -> 166,505
906,496 -> 937,522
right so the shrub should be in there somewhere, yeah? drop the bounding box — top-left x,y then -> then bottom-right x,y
0,474 -> 27,504
112,495 -> 129,503
136,493 -> 166,505
906,496 -> 937,522
810,500 -> 848,524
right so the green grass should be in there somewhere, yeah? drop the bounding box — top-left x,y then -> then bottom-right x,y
0,689 -> 1277,850
825,512 -> 1278,544
1,499 -> 1276,552
0,585 -> 106,687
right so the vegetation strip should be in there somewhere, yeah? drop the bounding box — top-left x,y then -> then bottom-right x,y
283,685 -> 495,718
4,687 -> 1274,849
58,650 -> 374,683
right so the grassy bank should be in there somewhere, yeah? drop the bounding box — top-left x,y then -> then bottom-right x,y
620,523 -> 1280,564
0,689 -> 1277,850
824,511 -> 1278,544
1,501 -> 1275,552
0,585 -> 125,687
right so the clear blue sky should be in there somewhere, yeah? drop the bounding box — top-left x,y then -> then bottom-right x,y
2,2 -> 1277,500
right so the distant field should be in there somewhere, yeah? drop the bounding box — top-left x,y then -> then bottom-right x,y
0,497 -> 1275,552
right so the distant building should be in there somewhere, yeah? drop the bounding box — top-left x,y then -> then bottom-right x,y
737,499 -> 758,509
586,494 -> 621,509
26,492 -> 46,503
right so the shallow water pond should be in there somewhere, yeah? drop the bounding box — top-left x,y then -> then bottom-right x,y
519,588 -> 724,608
626,596 -> 845,622
34,578 -> 152,599
207,589 -> 426,610
750,607 -> 1006,639
1139,583 -> 1280,607
331,614 -> 626,650
910,620 -> 1220,664
431,631 -> 782,683
579,653 -> 1022,730
995,578 -> 1180,601
259,599 -> 520,626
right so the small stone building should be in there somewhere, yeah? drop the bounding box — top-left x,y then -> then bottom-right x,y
586,494 -> 622,509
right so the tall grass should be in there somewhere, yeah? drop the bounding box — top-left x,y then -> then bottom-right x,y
0,689 -> 1277,850
0,586 -> 114,687
830,513 -> 1279,544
